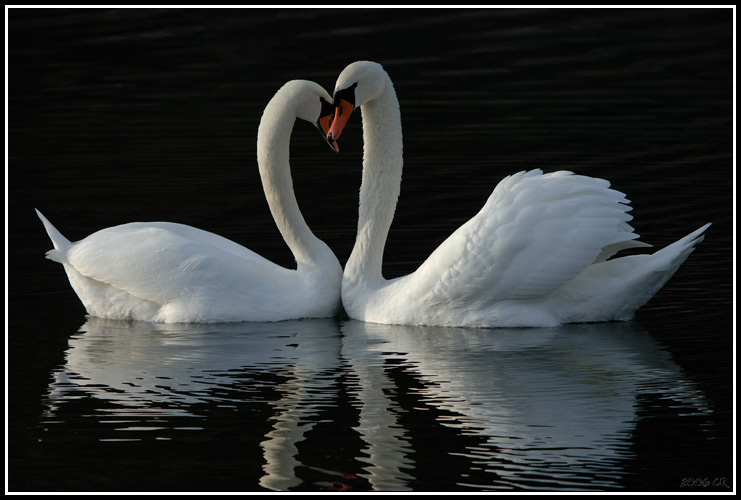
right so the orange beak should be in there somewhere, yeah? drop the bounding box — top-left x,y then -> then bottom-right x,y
327,98 -> 355,142
317,113 -> 339,152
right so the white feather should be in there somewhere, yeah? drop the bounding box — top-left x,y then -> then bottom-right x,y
334,61 -> 709,328
37,80 -> 343,323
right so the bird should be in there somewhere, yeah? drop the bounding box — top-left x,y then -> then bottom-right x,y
326,60 -> 710,328
37,79 -> 343,323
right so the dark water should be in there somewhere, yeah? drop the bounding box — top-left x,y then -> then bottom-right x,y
8,7 -> 733,492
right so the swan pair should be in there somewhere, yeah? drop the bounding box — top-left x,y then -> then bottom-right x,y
38,61 -> 710,327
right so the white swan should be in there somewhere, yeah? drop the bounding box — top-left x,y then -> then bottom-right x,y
327,61 -> 710,328
37,80 -> 343,323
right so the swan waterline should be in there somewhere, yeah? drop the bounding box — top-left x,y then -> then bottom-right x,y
327,60 -> 710,328
37,80 -> 343,323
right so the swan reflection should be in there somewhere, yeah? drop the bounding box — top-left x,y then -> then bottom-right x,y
44,317 -> 343,491
43,318 -> 712,491
340,321 -> 712,490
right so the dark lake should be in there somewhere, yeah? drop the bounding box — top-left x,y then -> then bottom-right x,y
7,7 -> 734,493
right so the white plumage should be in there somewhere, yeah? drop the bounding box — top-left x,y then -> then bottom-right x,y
328,61 -> 709,328
37,80 -> 343,323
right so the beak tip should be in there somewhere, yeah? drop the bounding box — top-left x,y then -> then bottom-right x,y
326,139 -> 339,153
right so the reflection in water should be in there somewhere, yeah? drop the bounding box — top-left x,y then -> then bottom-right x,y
340,321 -> 711,490
43,318 -> 713,491
44,318 -> 344,491
11,6 -> 729,493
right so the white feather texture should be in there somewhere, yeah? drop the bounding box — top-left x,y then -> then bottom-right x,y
37,80 -> 343,323
333,61 -> 710,328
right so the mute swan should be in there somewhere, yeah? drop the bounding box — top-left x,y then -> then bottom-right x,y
37,80 -> 343,323
327,60 -> 710,328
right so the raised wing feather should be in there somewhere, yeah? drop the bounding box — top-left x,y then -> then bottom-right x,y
406,170 -> 644,305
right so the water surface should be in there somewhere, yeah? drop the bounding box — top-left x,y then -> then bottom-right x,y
8,7 -> 733,492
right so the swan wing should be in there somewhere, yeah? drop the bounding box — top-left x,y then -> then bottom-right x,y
66,222 -> 293,306
408,170 -> 646,304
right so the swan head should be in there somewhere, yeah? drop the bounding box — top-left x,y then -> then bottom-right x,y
327,61 -> 388,141
278,80 -> 339,153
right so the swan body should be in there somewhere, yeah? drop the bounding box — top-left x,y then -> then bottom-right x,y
38,80 -> 343,323
328,61 -> 710,328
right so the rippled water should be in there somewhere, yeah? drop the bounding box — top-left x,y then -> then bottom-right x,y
33,318 -> 718,491
8,7 -> 733,493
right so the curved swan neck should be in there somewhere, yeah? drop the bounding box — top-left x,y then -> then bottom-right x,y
257,92 -> 326,269
345,72 -> 404,283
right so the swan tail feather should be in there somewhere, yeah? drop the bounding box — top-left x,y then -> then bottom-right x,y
555,223 -> 711,323
618,223 -> 712,317
651,223 -> 711,268
35,209 -> 72,263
